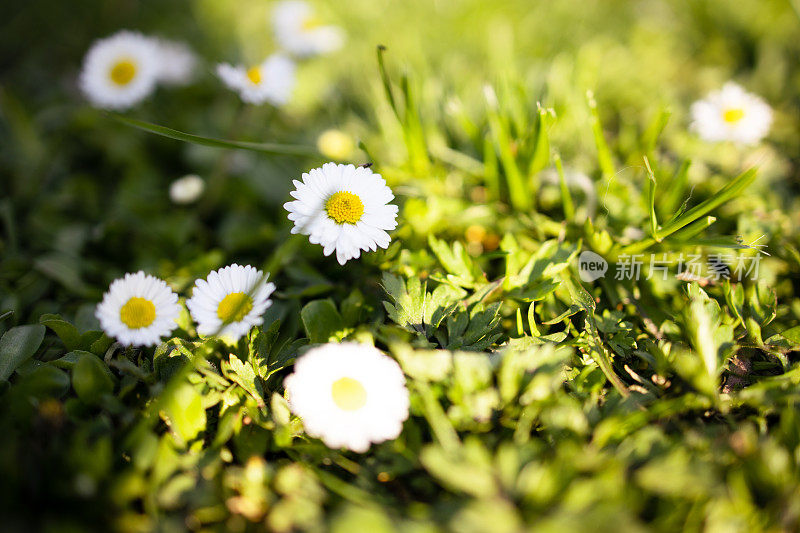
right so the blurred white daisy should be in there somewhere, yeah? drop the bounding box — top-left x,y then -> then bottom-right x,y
153,38 -> 197,86
284,163 -> 399,265
216,54 -> 296,105
272,0 -> 344,57
95,272 -> 180,347
169,174 -> 205,204
79,31 -> 160,110
284,342 -> 409,452
186,264 -> 276,342
690,82 -> 772,144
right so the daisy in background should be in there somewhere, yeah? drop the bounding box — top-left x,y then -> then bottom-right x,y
272,0 -> 344,57
152,38 -> 197,86
216,54 -> 296,105
186,264 -> 276,343
284,342 -> 409,453
690,82 -> 772,144
284,163 -> 399,265
79,31 -> 160,110
96,272 -> 181,347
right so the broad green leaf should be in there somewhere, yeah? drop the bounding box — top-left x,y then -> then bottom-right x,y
160,382 -> 206,447
40,313 -> 81,351
0,324 -> 45,381
301,299 -> 345,343
72,352 -> 114,404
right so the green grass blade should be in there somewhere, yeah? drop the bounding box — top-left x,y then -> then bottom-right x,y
110,114 -> 320,157
641,107 -> 671,156
644,157 -> 658,238
485,85 -> 531,211
669,216 -> 716,241
562,272 -> 629,397
528,103 -> 552,179
659,159 -> 691,217
554,152 -> 575,220
655,168 -> 757,240
376,45 -> 401,122
587,91 -> 615,180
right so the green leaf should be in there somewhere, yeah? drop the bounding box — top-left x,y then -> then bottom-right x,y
562,274 -> 629,397
382,273 -> 426,332
111,114 -> 319,157
223,353 -> 265,407
301,299 -> 345,343
72,352 -> 114,404
40,314 -> 81,351
766,326 -> 800,350
428,235 -> 484,288
160,382 -> 206,447
17,365 -> 71,399
0,324 -> 45,381
419,440 -> 497,497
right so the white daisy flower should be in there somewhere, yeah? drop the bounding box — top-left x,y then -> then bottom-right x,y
272,1 -> 344,57
169,174 -> 205,204
79,31 -> 160,110
284,163 -> 399,265
284,342 -> 410,452
216,54 -> 296,106
95,272 -> 180,347
690,82 -> 772,144
153,38 -> 197,86
186,264 -> 276,342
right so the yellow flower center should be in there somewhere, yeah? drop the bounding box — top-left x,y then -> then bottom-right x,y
723,108 -> 745,124
119,297 -> 156,329
325,191 -> 364,224
217,292 -> 253,323
302,15 -> 322,31
246,66 -> 262,85
331,377 -> 367,411
110,59 -> 137,86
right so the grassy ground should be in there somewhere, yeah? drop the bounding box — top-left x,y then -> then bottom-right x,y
2,0 -> 800,531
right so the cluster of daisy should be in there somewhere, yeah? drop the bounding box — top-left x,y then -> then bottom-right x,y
96,265 -> 275,347
79,1 -> 343,110
95,162 -> 403,451
97,162 -> 397,347
217,1 -> 343,105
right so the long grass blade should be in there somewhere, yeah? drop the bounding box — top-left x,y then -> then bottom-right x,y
111,114 -> 320,157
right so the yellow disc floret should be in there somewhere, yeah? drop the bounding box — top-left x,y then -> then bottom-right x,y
217,292 -> 253,323
325,191 -> 364,224
119,297 -> 156,329
302,15 -> 322,31
110,59 -> 137,86
723,108 -> 745,123
331,377 -> 367,411
246,66 -> 262,85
